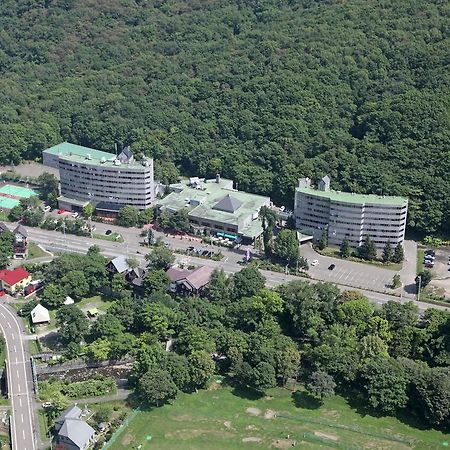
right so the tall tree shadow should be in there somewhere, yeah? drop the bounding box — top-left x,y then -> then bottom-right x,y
291,390 -> 321,410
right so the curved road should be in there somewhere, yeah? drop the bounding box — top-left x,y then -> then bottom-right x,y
0,302 -> 36,450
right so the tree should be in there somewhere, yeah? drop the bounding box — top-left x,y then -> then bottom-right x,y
273,229 -> 300,265
259,206 -> 277,257
36,172 -> 59,200
203,269 -> 230,304
392,243 -> 404,263
165,353 -> 191,391
361,357 -> 409,415
86,339 -> 111,361
111,273 -> 129,298
232,267 -> 265,299
143,270 -> 169,296
137,208 -> 154,226
169,209 -> 190,232
117,205 -> 140,227
382,241 -> 393,263
56,305 -> 89,344
83,202 -> 95,218
61,270 -> 89,299
307,371 -> 336,399
40,283 -> 66,309
416,270 -> 432,289
358,235 -> 377,261
275,343 -> 301,386
137,367 -> 178,406
253,361 -> 276,392
188,350 -> 215,389
90,314 -> 124,340
146,246 -> 175,270
391,273 -> 401,289
339,239 -> 350,258
94,405 -> 112,423
22,208 -> 44,226
317,229 -> 328,251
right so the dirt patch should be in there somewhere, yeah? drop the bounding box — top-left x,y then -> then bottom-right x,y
246,425 -> 258,431
246,407 -> 261,416
264,396 -> 274,400
272,438 -> 296,449
121,433 -> 134,446
314,431 -> 339,441
224,421 -> 232,429
264,409 -> 276,419
243,437 -> 262,443
209,381 -> 221,390
322,409 -> 341,419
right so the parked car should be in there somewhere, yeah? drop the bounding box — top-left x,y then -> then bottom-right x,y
0,291 -> 5,297
328,264 -> 336,271
43,205 -> 51,212
425,262 -> 434,269
72,212 -> 79,218
425,249 -> 436,256
42,402 -> 52,408
311,259 -> 319,266
105,229 -> 112,236
57,209 -> 65,214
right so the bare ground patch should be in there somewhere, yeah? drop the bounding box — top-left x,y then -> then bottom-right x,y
321,409 -> 341,419
314,431 -> 339,441
264,409 -> 276,419
246,407 -> 262,416
121,433 -> 134,447
243,437 -> 262,443
246,425 -> 258,431
223,421 -> 232,429
272,438 -> 296,449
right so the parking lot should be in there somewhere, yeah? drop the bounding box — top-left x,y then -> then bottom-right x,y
427,248 -> 450,299
302,244 -> 412,296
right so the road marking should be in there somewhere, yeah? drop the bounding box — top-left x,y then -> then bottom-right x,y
19,398 -> 22,407
11,334 -> 14,340
0,313 -> 4,318
21,414 -> 23,424
17,384 -> 20,392
16,370 -> 19,378
22,429 -> 26,439
7,322 -> 11,329
13,345 -> 16,352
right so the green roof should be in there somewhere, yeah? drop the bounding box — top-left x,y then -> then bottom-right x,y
296,187 -> 408,206
156,178 -> 270,237
43,142 -> 150,171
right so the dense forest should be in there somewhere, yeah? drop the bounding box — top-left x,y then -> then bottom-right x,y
0,0 -> 449,234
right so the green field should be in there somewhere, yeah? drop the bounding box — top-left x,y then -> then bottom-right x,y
107,386 -> 449,450
27,242 -> 51,259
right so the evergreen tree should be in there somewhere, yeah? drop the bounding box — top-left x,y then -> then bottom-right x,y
317,229 -> 328,251
392,243 -> 404,263
358,235 -> 377,261
382,241 -> 393,263
339,239 -> 350,258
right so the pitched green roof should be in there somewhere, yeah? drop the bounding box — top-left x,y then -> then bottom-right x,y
296,187 -> 408,206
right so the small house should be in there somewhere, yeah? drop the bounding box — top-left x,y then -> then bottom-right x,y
106,255 -> 131,276
31,304 -> 50,325
13,224 -> 28,258
0,267 -> 32,294
54,405 -> 95,450
166,265 -> 214,295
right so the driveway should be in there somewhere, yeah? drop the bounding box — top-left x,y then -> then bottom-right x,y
302,244 -> 414,297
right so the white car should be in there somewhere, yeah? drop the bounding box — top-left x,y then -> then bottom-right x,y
43,205 -> 51,212
42,402 -> 52,408
311,259 -> 319,266
72,212 -> 79,218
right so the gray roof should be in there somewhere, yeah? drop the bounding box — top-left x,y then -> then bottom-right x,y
0,222 -> 9,233
110,255 -> 130,274
58,419 -> 95,449
56,405 -> 82,423
118,146 -> 134,163
13,224 -> 27,237
213,194 -> 242,213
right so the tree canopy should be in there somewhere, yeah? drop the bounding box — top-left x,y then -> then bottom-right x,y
0,0 -> 448,235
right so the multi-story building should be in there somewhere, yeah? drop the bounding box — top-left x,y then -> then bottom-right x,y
156,176 -> 271,242
43,142 -> 154,216
295,176 -> 408,249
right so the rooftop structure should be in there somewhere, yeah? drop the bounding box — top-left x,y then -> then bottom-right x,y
31,304 -> 50,324
166,265 -> 214,295
55,405 -> 95,450
43,142 -> 155,214
156,177 -> 271,240
0,267 -> 31,286
295,176 -> 408,249
106,255 -> 131,274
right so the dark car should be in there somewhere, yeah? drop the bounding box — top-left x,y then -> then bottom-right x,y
425,249 -> 436,257
328,264 -> 336,271
105,229 -> 112,236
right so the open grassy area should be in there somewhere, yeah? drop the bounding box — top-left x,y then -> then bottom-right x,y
417,249 -> 425,274
76,295 -> 114,313
93,232 -> 124,243
27,242 -> 51,259
107,386 -> 449,450
318,246 -> 403,271
0,211 -> 8,222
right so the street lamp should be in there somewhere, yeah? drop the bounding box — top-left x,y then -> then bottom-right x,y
416,275 -> 422,301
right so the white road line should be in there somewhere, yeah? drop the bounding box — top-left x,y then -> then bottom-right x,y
0,313 -> 4,318
13,345 -> 16,352
7,322 -> 11,329
21,414 -> 23,424
17,384 -> 21,392
19,398 -> 22,407
11,334 -> 15,340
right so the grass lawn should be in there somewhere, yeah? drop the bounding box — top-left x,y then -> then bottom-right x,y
417,249 -> 425,274
27,242 -> 51,259
94,232 -> 124,243
107,386 -> 449,450
37,409 -> 49,440
318,246 -> 403,271
28,339 -> 41,355
0,211 -> 8,221
76,295 -> 114,313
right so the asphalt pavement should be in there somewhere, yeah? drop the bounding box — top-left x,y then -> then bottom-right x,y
0,302 -> 36,450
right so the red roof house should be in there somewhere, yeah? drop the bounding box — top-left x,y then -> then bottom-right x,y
0,268 -> 32,294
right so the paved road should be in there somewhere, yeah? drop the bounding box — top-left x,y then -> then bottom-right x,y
0,303 -> 36,450
22,225 -> 448,313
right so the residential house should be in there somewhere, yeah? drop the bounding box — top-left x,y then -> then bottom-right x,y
106,255 -> 131,276
31,304 -> 50,325
166,265 -> 214,295
54,405 -> 95,450
125,267 -> 147,296
13,224 -> 28,258
0,267 -> 32,294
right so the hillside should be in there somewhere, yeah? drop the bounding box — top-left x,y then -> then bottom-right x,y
0,0 -> 449,234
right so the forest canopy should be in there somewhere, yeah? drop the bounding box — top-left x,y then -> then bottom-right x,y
0,0 -> 449,234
